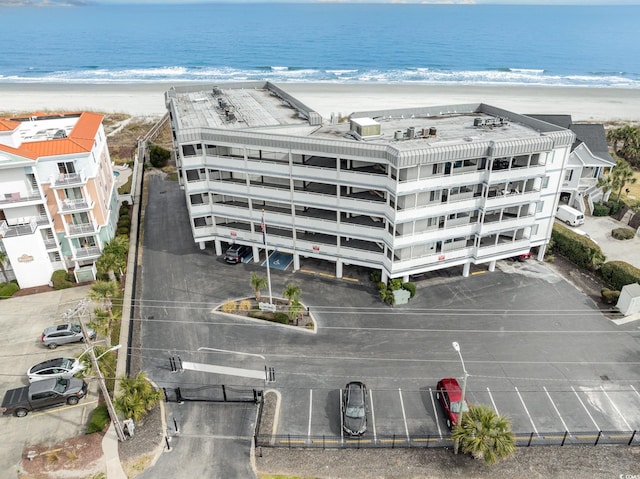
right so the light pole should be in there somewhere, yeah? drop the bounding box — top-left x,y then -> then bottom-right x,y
78,344 -> 122,362
452,341 -> 468,454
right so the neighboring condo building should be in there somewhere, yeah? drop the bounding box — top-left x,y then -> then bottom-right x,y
166,82 -> 575,281
0,112 -> 118,288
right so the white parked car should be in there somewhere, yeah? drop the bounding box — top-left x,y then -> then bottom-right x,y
27,357 -> 84,382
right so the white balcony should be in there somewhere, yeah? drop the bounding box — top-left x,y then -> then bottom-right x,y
0,216 -> 49,238
59,195 -> 94,213
475,238 -> 531,260
484,189 -> 540,209
73,245 -> 102,260
50,170 -> 87,188
67,222 -> 98,236
0,190 -> 44,207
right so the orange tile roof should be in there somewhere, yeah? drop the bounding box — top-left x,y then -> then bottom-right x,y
0,118 -> 21,132
0,112 -> 104,160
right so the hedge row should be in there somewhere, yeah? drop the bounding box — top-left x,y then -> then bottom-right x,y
550,224 -> 605,271
0,282 -> 19,299
600,261 -> 640,291
248,310 -> 290,324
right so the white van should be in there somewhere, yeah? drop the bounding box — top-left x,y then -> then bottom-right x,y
556,205 -> 585,226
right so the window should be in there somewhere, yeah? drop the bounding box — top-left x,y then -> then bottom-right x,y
57,161 -> 76,175
564,170 -> 574,182
536,201 -> 544,213
531,224 -> 539,235
542,176 -> 550,189
182,145 -> 196,156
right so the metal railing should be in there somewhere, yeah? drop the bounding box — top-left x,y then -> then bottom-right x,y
255,430 -> 639,449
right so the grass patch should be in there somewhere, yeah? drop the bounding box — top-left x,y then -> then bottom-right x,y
123,453 -> 154,478
87,403 -> 110,434
118,174 -> 133,195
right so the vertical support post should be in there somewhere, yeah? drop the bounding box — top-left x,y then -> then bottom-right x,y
594,430 -> 602,446
173,417 -> 179,434
527,432 -> 534,447
628,430 -> 636,446
561,431 -> 568,446
222,384 -> 227,402
165,436 -> 171,451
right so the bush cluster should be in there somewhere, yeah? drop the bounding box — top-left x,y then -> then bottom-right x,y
376,278 -> 417,305
600,261 -> 640,291
248,310 -> 289,324
550,223 -> 605,271
86,403 -> 110,434
0,282 -> 19,299
117,202 -> 132,236
592,203 -> 610,216
149,144 -> 171,168
51,269 -> 74,289
611,227 -> 635,240
600,288 -> 621,305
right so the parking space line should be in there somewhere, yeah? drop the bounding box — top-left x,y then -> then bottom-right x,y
600,385 -> 632,431
428,387 -> 442,439
369,389 -> 377,441
515,386 -> 539,436
571,386 -> 600,431
31,399 -> 98,417
543,387 -> 570,435
631,385 -> 640,399
398,388 -> 409,441
486,387 -> 499,415
308,389 -> 313,440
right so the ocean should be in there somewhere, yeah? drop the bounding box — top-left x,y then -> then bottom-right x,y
1,3 -> 639,88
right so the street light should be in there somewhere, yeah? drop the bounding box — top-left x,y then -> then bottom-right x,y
78,343 -> 122,362
452,341 -> 469,454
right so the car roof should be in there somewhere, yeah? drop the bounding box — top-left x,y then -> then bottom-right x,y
29,378 -> 64,393
439,378 -> 463,401
29,358 -> 70,372
43,323 -> 73,334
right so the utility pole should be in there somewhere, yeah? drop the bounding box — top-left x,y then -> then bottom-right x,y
71,299 -> 127,442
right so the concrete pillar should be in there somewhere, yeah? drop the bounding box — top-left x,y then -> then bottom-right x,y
381,270 -> 388,283
252,245 -> 261,263
537,244 -> 546,261
336,261 -> 343,278
462,262 -> 471,277
199,241 -> 205,250
214,240 -> 222,256
293,253 -> 300,271
488,260 -> 496,272
403,275 -> 409,283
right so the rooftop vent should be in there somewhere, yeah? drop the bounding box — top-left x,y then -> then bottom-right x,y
473,117 -> 509,128
52,129 -> 67,139
394,130 -> 404,141
350,117 -> 381,138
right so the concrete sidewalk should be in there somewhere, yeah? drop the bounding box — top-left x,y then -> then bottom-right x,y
572,215 -> 640,269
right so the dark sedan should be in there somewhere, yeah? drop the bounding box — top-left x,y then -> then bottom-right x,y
342,381 -> 367,436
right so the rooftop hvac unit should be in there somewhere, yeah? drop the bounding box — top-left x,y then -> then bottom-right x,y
394,130 -> 404,140
429,127 -> 437,136
407,127 -> 416,139
422,128 -> 430,137
473,118 -> 483,127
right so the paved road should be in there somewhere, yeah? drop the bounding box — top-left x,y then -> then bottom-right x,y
137,176 -> 640,477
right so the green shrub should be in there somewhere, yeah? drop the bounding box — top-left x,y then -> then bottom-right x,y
117,226 -> 130,236
248,310 -> 289,324
0,282 -> 19,299
376,282 -> 387,293
605,200 -> 623,215
51,269 -> 74,289
592,203 -> 610,216
600,288 -> 621,305
402,282 -> 417,298
117,218 -> 131,229
600,261 -> 640,291
369,271 -> 382,283
121,200 -> 129,208
550,223 -> 605,271
149,144 -> 171,168
388,278 -> 403,291
611,227 -> 635,240
86,403 -> 110,434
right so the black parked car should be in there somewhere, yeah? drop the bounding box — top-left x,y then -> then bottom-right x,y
224,244 -> 251,264
342,381 -> 367,436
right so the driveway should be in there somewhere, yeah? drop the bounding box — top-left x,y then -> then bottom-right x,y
575,215 -> 640,268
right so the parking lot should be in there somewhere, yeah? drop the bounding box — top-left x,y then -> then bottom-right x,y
0,286 -> 100,476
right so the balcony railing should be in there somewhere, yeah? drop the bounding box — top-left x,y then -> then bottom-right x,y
50,171 -> 87,188
0,216 -> 49,238
0,191 -> 43,206
67,223 -> 97,236
74,246 -> 102,259
60,197 -> 93,213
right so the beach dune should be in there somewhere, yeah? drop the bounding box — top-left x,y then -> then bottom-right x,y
1,82 -> 639,123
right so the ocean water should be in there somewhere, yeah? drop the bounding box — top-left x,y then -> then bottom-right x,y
1,3 -> 639,88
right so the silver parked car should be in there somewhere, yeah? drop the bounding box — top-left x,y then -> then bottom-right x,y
40,323 -> 96,349
27,357 -> 85,382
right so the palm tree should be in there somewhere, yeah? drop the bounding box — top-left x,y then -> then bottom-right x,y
114,372 -> 162,422
89,308 -> 111,346
0,250 -> 8,283
282,283 -> 301,305
451,404 -> 516,465
89,280 -> 121,333
607,125 -> 640,163
250,272 -> 267,301
287,298 -> 304,325
97,236 -> 129,281
611,158 -> 637,204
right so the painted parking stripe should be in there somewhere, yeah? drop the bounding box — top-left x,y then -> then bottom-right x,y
631,385 -> 640,399
339,388 -> 344,443
515,386 -> 539,436
571,386 -> 600,431
486,387 -> 499,415
398,388 -> 410,441
429,387 -> 442,439
600,385 -> 632,431
31,399 -> 98,417
369,389 -> 377,441
308,389 -> 313,440
543,387 -> 571,435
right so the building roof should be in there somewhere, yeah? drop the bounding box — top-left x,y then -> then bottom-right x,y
0,112 -> 103,160
0,118 -> 21,132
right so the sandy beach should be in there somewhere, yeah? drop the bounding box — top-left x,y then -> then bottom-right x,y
1,82 -> 640,123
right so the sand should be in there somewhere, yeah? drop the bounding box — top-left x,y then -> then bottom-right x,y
1,82 -> 640,123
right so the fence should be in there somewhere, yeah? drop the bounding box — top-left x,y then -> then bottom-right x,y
163,385 -> 262,404
255,430 -> 639,449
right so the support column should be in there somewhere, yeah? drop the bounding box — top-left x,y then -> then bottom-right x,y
488,260 -> 496,272
537,244 -> 546,261
199,241 -> 205,250
403,275 -> 409,283
336,261 -> 343,279
293,253 -> 300,271
252,245 -> 261,263
214,240 -> 222,256
462,262 -> 471,277
381,270 -> 388,283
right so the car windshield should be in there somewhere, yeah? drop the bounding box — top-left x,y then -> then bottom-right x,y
346,405 -> 365,419
54,378 -> 69,393
450,400 -> 469,414
61,358 -> 73,369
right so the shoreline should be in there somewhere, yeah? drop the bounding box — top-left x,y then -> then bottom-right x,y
1,82 -> 640,123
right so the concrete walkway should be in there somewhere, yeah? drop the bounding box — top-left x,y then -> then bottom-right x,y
102,424 -> 127,479
576,215 -> 640,269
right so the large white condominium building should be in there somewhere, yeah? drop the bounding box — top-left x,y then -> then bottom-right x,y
166,82 -> 574,281
0,112 -> 118,288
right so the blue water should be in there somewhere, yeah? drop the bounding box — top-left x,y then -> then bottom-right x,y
1,4 -> 639,87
